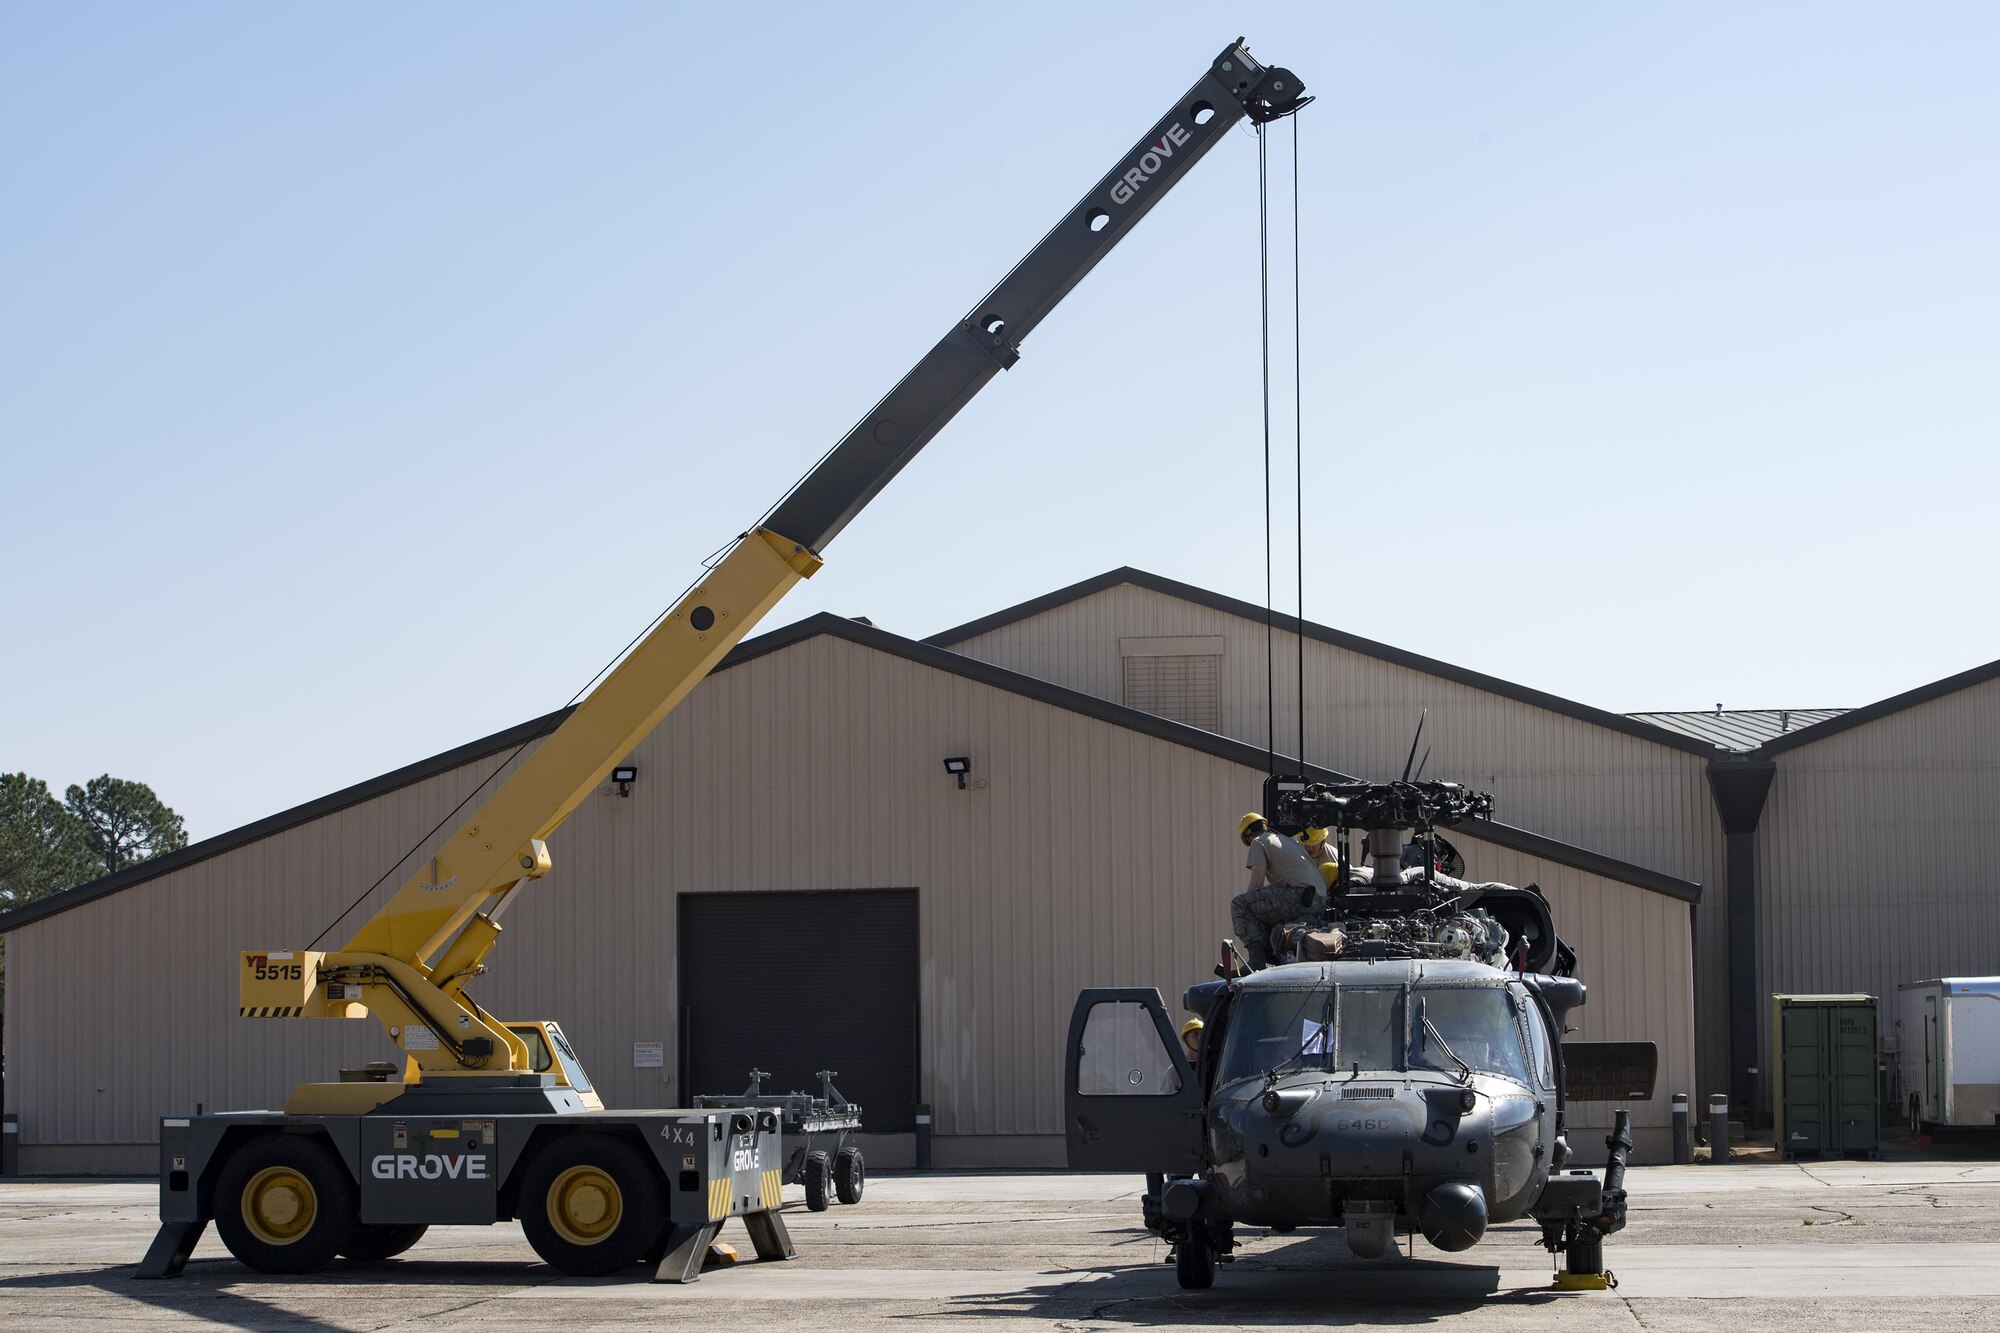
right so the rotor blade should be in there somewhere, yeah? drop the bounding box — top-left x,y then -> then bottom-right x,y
1399,708 -> 1428,782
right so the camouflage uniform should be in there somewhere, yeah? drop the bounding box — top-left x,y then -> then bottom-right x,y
1231,882 -> 1313,968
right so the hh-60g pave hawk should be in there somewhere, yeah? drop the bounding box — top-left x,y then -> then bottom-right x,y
1063,778 -> 1658,1290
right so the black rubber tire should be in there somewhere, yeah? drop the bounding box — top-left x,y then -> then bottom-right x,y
214,1134 -> 358,1275
340,1223 -> 428,1262
1176,1230 -> 1216,1289
1566,1228 -> 1605,1277
519,1134 -> 668,1277
834,1146 -> 865,1205
804,1151 -> 832,1212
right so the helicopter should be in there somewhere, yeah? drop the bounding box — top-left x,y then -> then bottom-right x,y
1063,777 -> 1655,1290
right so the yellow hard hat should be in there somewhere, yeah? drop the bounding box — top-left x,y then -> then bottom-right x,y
1180,1018 -> 1205,1038
1238,812 -> 1265,838
1300,826 -> 1329,846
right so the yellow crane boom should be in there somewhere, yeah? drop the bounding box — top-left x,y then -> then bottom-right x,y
238,41 -> 1309,1115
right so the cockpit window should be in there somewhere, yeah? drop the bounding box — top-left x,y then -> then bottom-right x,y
1336,987 -> 1404,1074
1411,987 -> 1531,1085
1216,991 -> 1333,1085
1525,992 -> 1556,1088
1077,1001 -> 1183,1096
1215,987 -> 1411,1084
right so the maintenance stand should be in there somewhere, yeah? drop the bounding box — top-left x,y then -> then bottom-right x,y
697,1070 -> 865,1212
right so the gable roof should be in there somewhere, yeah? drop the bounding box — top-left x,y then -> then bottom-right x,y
0,613 -> 1700,936
926,567 -> 1723,757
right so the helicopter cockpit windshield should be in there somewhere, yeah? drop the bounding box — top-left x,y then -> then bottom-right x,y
1217,987 -> 1403,1084
1411,987 -> 1532,1085
1216,983 -> 1532,1086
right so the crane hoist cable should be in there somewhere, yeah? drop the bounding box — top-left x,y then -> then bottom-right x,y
1291,113 -> 1306,779
1259,120 -> 1275,777
1256,111 -> 1309,779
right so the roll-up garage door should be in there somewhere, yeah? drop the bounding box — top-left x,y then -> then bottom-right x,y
679,889 -> 920,1132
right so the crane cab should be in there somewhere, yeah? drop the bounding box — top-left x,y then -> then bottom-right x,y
503,1021 -> 604,1111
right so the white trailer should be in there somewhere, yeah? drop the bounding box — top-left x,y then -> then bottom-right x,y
1895,979 -> 2000,1131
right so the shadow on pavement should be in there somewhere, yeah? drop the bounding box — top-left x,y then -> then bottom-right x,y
0,1257 -> 563,1333
0,1264 -> 357,1333
921,1235 -> 1561,1325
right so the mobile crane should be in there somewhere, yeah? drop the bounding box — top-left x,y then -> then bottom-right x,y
136,40 -> 1307,1283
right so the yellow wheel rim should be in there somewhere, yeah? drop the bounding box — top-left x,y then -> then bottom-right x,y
241,1166 -> 318,1246
547,1164 -> 623,1246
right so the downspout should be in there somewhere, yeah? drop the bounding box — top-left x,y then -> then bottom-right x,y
1706,758 -> 1777,1124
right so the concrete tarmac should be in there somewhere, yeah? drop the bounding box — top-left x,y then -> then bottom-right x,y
3,1161 -> 2000,1331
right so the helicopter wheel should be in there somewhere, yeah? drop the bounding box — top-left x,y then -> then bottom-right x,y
1565,1228 -> 1604,1277
1175,1229 -> 1216,1289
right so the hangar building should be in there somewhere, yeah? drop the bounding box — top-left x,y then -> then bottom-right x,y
3,569 -> 1993,1171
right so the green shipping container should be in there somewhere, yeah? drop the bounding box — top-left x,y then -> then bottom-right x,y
1772,994 -> 1880,1160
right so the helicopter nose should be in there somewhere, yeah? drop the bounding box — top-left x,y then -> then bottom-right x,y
1418,1180 -> 1488,1252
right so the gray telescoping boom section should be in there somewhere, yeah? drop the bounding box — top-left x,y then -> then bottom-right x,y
133,41 -> 1306,1287
766,40 -> 1306,550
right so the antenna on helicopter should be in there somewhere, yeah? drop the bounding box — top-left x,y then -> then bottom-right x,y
1399,709 -> 1428,782
1413,745 -> 1431,782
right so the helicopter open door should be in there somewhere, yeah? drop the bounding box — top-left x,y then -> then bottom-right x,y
1065,988 -> 1205,1174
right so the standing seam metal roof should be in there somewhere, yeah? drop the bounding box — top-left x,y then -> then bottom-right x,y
1626,709 -> 1851,753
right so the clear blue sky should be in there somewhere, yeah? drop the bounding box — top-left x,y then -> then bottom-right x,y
6,2 -> 1996,840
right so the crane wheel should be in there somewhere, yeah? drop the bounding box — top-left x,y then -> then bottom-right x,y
803,1151 -> 832,1212
214,1134 -> 358,1274
340,1223 -> 429,1262
834,1147 -> 865,1205
519,1134 -> 666,1276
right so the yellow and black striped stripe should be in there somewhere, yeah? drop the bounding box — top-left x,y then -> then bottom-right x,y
237,1006 -> 305,1018
707,1167 -> 782,1219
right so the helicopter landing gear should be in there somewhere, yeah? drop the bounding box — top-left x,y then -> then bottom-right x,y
1553,1227 -> 1616,1290
1175,1231 -> 1216,1289
1546,1109 -> 1631,1292
1167,1219 -> 1234,1289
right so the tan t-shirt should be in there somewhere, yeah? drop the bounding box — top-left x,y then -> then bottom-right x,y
1245,830 -> 1323,891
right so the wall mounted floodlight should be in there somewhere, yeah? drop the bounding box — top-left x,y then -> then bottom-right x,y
612,765 -> 638,798
943,756 -> 971,790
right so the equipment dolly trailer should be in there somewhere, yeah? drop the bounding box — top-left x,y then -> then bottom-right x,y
134,38 -> 1305,1283
697,1070 -> 865,1212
